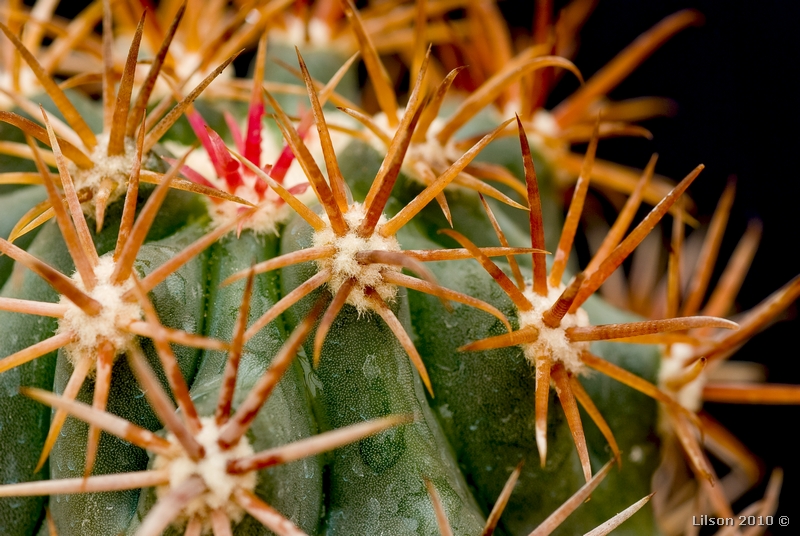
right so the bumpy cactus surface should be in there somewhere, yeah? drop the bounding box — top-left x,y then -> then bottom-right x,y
0,1 -> 798,535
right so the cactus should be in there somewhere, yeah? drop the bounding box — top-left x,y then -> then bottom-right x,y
0,1 -> 797,535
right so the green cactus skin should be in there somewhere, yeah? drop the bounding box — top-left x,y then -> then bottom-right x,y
187,233 -> 322,535
0,221 -> 67,536
280,211 -> 487,535
0,187 -> 204,534
48,219 -> 208,535
123,231 -> 323,535
263,43 -> 360,114
408,257 -> 661,534
332,137 -> 661,534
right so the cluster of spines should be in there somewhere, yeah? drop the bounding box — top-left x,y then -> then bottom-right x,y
0,0 -> 796,534
0,1 -> 251,237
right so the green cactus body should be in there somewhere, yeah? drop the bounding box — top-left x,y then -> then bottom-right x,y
279,210 -> 486,535
333,130 -> 661,533
407,254 -> 661,534
119,231 -> 324,535
0,187 -> 204,534
0,222 -> 70,536
187,233 -> 322,535
48,218 -> 208,535
2,2 -> 798,536
263,41 -> 359,113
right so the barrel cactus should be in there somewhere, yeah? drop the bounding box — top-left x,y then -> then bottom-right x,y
0,1 -> 797,535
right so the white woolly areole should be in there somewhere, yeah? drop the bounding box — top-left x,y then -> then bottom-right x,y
67,133 -> 137,217
658,342 -> 707,413
518,283 -> 590,375
152,46 -> 234,100
528,109 -> 560,138
208,192 -> 291,236
368,112 -> 462,188
312,203 -> 401,312
529,109 -> 572,186
162,109 -> 361,235
274,16 -> 337,50
164,134 -> 311,236
153,417 -> 256,527
57,255 -> 141,367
